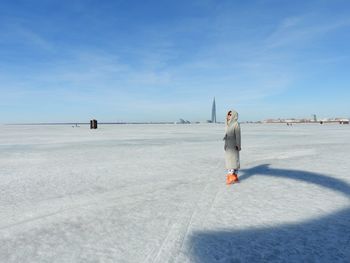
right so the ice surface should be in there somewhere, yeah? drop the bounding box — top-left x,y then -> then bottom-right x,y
0,124 -> 349,262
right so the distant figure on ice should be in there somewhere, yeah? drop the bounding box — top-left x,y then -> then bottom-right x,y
223,110 -> 241,185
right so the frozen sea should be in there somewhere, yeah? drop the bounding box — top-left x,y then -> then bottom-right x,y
0,123 -> 349,263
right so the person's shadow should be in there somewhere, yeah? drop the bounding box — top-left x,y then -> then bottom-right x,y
188,164 -> 350,262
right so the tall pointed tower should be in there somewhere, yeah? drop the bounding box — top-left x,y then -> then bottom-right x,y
211,97 -> 216,123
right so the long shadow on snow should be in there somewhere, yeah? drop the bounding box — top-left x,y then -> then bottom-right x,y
188,164 -> 350,262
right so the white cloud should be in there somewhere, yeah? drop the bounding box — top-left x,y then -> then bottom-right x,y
0,20 -> 54,51
266,15 -> 350,48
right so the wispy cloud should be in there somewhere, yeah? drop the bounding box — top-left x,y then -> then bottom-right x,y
0,19 -> 54,51
266,15 -> 350,48
16,26 -> 54,51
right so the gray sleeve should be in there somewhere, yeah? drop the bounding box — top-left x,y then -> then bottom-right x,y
235,123 -> 241,149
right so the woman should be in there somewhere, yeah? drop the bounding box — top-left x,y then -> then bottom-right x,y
223,110 -> 241,185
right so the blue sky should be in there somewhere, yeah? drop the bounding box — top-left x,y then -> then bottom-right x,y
0,0 -> 349,123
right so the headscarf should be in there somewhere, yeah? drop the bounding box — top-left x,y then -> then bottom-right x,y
225,109 -> 239,133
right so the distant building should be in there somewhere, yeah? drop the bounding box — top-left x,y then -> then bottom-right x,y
176,118 -> 191,124
263,116 -> 349,124
337,118 -> 349,124
211,97 -> 216,123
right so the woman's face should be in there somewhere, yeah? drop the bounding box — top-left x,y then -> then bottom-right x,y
227,111 -> 232,121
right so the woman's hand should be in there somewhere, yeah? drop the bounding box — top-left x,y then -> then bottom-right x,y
235,146 -> 241,151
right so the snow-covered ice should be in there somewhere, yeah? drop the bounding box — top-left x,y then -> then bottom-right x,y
0,123 -> 349,262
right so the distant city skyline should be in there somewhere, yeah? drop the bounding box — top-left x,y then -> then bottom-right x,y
0,0 -> 350,123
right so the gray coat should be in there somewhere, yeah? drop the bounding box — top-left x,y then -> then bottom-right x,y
224,110 -> 241,169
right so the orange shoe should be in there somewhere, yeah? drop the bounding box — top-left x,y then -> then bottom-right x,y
226,174 -> 232,184
232,173 -> 239,183
226,174 -> 234,185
